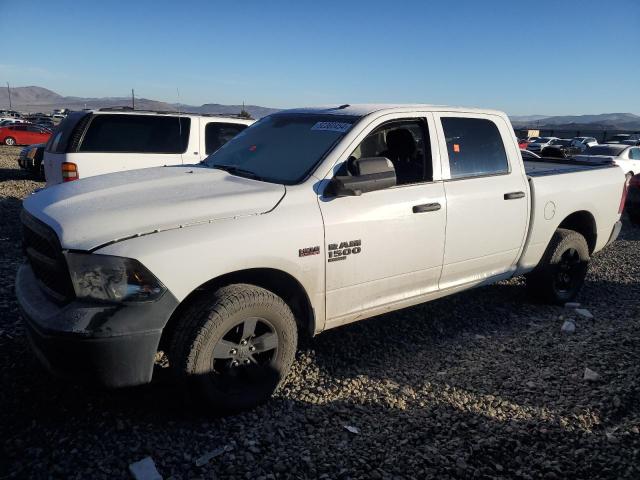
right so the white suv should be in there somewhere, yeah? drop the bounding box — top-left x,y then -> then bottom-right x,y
43,108 -> 253,186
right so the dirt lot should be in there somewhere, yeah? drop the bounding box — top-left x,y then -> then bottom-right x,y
0,144 -> 639,479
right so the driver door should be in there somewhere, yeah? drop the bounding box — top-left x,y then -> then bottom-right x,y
318,113 -> 447,327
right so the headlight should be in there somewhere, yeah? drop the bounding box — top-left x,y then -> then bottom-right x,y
65,253 -> 166,302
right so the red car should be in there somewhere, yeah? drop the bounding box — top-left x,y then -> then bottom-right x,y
0,124 -> 52,146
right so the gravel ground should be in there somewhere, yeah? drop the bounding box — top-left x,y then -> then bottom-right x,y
0,144 -> 639,479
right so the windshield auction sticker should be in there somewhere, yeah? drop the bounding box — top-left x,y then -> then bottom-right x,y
311,121 -> 352,133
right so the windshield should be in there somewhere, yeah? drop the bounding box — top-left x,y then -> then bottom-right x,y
553,139 -> 572,146
584,145 -> 625,156
533,137 -> 551,143
204,113 -> 358,184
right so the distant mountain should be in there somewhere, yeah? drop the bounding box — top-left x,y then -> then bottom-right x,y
509,114 -> 550,122
0,86 -> 280,119
510,113 -> 640,130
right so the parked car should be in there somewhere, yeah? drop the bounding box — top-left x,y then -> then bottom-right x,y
540,139 -> 580,158
604,133 -> 640,144
518,138 -> 530,149
17,104 -> 625,413
621,139 -> 640,146
626,174 -> 640,225
570,137 -> 598,152
527,136 -> 559,153
0,124 -> 52,146
43,109 -> 254,186
574,144 -> 640,177
520,149 -> 541,160
17,143 -> 46,179
0,118 -> 27,127
0,110 -> 22,118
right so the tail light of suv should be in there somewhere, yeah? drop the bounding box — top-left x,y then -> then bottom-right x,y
619,174 -> 633,214
62,162 -> 78,182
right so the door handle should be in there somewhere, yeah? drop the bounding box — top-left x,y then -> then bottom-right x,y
412,203 -> 441,213
504,191 -> 525,200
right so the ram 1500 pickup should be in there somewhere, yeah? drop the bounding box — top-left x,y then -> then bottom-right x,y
16,104 -> 627,413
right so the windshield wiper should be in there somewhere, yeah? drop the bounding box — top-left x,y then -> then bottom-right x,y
211,164 -> 265,181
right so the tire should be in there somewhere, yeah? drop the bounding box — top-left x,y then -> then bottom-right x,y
170,284 -> 298,414
4,137 -> 16,146
526,228 -> 590,305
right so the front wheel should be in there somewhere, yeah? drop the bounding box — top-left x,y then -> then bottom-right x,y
170,284 -> 298,414
4,137 -> 16,146
526,228 -> 590,305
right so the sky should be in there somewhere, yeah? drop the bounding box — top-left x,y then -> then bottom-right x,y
1,0 -> 639,116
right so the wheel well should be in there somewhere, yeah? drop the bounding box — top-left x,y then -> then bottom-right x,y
558,211 -> 597,253
159,268 -> 315,351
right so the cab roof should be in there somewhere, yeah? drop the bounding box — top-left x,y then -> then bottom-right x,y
278,103 -> 507,118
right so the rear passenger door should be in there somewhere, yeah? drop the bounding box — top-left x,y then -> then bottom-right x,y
199,121 -> 248,160
434,113 -> 529,290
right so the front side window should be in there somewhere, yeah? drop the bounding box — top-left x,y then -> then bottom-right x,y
630,148 -> 640,160
204,114 -> 357,184
441,117 -> 509,179
345,119 -> 431,185
205,122 -> 247,154
79,115 -> 191,153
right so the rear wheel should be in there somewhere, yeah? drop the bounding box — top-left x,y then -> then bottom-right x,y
526,228 -> 590,305
170,284 -> 298,414
4,137 -> 16,146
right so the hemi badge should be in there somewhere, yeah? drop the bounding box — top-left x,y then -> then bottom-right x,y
299,246 -> 320,257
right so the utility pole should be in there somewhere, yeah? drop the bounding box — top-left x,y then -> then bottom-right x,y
6,82 -> 12,110
131,89 -> 135,110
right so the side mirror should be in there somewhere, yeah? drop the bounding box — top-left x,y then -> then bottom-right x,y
327,157 -> 397,197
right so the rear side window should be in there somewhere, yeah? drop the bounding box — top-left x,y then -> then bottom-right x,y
205,122 -> 247,154
79,115 -> 191,153
630,148 -> 640,160
441,117 -> 509,179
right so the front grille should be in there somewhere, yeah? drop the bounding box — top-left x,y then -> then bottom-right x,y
21,210 -> 75,303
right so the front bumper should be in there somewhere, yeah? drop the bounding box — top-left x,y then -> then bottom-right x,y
16,264 -> 179,388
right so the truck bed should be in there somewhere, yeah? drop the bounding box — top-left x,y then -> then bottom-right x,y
524,157 -> 616,177
517,158 -> 624,274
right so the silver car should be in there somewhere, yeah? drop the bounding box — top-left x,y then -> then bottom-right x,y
527,136 -> 559,153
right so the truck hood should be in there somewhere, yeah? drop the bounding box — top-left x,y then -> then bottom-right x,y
23,165 -> 286,251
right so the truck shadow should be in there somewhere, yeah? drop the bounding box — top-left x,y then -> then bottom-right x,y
1,209 -> 639,477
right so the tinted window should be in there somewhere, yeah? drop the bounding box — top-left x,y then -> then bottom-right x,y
441,117 -> 509,179
347,119 -> 431,185
79,115 -> 191,153
630,148 -> 640,160
205,122 -> 247,154
204,114 -> 357,184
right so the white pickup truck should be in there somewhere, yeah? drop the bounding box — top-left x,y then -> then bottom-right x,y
17,104 -> 627,413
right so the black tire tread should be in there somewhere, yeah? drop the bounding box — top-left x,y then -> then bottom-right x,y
526,228 -> 590,305
169,283 -> 297,412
